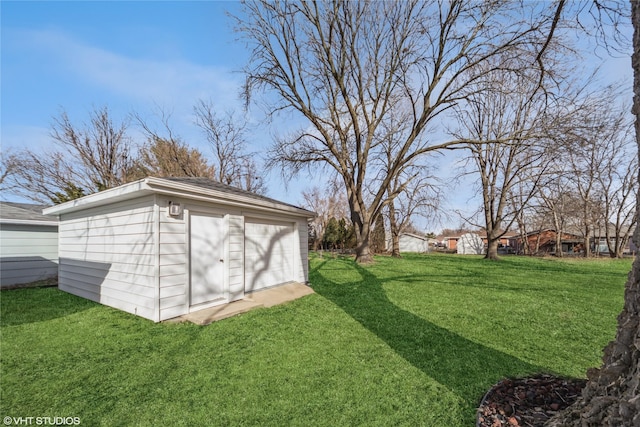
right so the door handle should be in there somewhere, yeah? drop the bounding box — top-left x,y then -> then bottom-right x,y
219,259 -> 224,263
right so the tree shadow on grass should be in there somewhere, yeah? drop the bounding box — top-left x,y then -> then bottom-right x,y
311,257 -> 543,416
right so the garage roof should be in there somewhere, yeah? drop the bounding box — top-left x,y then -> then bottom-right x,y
43,177 -> 316,218
0,202 -> 58,225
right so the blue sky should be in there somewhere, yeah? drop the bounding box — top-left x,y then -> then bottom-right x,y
2,1 -> 297,199
2,1 -> 257,150
1,1 -> 635,232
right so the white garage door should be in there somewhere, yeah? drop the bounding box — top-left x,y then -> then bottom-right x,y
245,219 -> 294,292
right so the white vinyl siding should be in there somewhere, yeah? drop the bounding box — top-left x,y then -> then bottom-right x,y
57,196 -> 158,321
228,215 -> 245,301
398,235 -> 429,253
0,224 -> 58,287
296,219 -> 309,283
158,211 -> 188,321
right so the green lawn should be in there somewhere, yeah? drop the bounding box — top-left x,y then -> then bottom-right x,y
0,254 -> 631,426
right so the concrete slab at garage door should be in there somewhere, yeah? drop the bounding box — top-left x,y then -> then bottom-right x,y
245,219 -> 294,292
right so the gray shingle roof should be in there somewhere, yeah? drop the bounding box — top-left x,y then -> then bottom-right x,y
161,177 -> 312,213
0,202 -> 57,223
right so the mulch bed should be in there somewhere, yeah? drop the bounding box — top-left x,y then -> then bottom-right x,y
477,374 -> 587,427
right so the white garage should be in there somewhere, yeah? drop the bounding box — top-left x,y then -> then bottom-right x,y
0,202 -> 58,287
43,177 -> 315,322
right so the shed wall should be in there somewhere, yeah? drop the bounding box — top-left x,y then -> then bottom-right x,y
0,224 -> 58,287
399,235 -> 429,253
296,219 -> 309,283
57,196 -> 158,320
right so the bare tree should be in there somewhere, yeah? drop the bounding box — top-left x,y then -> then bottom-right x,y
193,99 -> 266,195
378,107 -> 441,257
134,109 -> 214,179
4,106 -> 136,203
0,151 -> 19,194
50,106 -> 135,191
236,0 -> 565,263
302,181 -> 349,252
554,87 -> 635,258
453,59 -> 564,260
536,173 -> 578,257
593,99 -> 637,257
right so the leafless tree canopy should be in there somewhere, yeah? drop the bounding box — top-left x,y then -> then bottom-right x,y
3,106 -> 136,203
302,180 -> 349,252
194,100 -> 266,195
3,103 -> 268,203
237,0 -> 565,263
134,109 -> 215,179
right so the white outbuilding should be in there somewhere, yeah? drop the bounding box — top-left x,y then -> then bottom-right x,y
0,202 -> 58,287
456,233 -> 485,255
386,233 -> 432,253
43,177 -> 315,322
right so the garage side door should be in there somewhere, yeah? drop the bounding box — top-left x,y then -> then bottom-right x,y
245,219 -> 294,292
190,213 -> 225,307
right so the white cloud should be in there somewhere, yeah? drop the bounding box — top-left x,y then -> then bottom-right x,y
14,28 -> 244,114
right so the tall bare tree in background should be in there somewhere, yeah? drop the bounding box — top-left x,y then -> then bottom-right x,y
596,133 -> 637,257
453,57 -> 566,260
134,109 -> 214,179
237,0 -> 564,263
535,173 -> 577,257
375,105 -> 441,257
559,87 -> 637,258
3,106 -> 136,203
194,99 -> 266,195
386,174 -> 441,257
302,181 -> 349,252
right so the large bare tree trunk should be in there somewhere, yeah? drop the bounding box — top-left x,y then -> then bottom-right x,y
388,199 -> 401,258
547,2 -> 640,424
485,219 -> 501,260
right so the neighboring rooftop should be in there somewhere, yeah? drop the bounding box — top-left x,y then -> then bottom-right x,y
0,201 -> 57,224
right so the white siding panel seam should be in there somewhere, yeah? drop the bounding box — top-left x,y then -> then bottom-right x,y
153,196 -> 161,322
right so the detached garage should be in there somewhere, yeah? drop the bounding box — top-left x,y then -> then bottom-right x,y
0,202 -> 58,287
43,177 -> 315,322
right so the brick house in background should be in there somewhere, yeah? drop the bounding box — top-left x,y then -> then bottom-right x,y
508,229 -> 583,255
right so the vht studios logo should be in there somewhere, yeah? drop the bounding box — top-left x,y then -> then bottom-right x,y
3,417 -> 81,426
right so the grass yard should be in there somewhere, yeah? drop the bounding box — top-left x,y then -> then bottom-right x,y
0,254 -> 631,426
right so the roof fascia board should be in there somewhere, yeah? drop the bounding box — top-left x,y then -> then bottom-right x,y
42,177 -> 315,219
42,179 -> 151,216
145,177 -> 314,218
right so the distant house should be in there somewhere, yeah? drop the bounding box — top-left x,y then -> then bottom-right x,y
590,224 -> 636,256
508,229 -> 583,255
43,177 -> 315,322
0,202 -> 58,287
